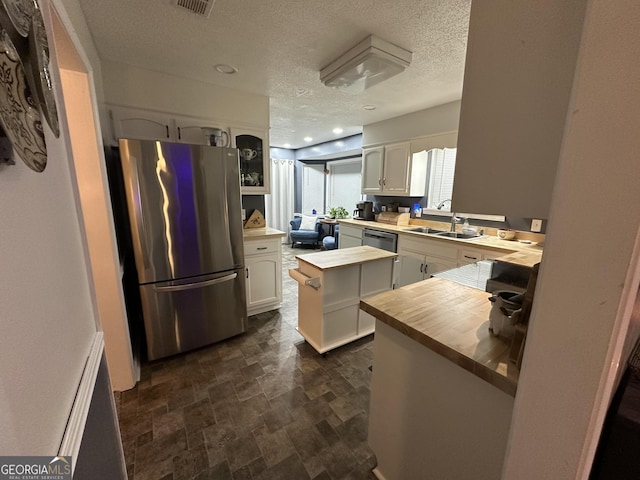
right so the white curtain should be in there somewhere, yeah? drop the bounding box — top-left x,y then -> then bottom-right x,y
265,158 -> 295,243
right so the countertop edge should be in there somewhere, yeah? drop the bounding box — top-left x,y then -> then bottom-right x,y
338,218 -> 543,256
360,279 -> 519,397
243,227 -> 287,240
296,246 -> 397,271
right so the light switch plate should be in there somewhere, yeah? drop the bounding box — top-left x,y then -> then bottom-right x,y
531,219 -> 542,232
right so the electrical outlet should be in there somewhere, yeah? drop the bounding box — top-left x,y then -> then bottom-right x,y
241,209 -> 246,221
531,219 -> 542,232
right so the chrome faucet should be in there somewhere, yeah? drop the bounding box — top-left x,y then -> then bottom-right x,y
436,199 -> 452,210
450,213 -> 461,232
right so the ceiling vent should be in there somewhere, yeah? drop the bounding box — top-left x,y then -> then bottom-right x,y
174,0 -> 216,17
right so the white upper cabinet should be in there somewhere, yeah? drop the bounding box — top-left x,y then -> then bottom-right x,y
110,107 -> 173,142
108,105 -> 272,195
452,0 -> 587,219
361,141 -> 427,196
231,128 -> 270,195
361,146 -> 385,194
174,119 -> 231,147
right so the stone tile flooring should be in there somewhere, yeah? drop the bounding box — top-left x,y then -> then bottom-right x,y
115,244 -> 378,480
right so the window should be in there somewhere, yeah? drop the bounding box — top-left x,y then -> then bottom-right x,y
326,159 -> 363,214
301,164 -> 325,214
300,159 -> 363,215
426,147 -> 457,211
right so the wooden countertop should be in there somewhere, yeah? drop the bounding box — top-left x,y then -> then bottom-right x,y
360,277 -> 520,396
338,218 -> 544,259
296,245 -> 397,271
243,227 -> 286,240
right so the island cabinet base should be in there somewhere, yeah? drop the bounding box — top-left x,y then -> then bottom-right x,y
290,255 -> 393,354
369,320 -> 515,480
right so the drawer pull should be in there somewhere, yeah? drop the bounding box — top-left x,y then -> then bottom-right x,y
257,247 -> 268,250
464,255 -> 478,260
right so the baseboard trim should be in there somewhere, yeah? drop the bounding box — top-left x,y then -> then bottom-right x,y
58,332 -> 104,471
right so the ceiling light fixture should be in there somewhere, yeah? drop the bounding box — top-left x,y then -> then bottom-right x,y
320,35 -> 412,94
332,127 -> 343,135
304,136 -> 313,142
215,64 -> 237,74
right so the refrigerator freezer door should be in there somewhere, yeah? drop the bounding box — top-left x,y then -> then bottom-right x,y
120,139 -> 244,283
139,269 -> 248,360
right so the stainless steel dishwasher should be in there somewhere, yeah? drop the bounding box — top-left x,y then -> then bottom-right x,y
363,228 -> 398,252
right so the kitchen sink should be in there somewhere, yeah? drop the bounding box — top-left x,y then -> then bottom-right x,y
403,227 -> 447,234
434,231 -> 481,239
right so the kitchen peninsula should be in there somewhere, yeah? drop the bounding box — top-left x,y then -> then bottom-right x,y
361,247 -> 541,479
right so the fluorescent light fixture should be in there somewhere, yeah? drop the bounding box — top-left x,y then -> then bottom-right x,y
320,35 -> 412,94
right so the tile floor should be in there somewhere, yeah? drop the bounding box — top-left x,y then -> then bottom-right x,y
115,243 -> 378,480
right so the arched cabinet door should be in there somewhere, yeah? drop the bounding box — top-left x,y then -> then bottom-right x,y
110,107 -> 174,143
231,128 -> 270,194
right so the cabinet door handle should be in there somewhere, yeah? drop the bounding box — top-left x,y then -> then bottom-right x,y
177,127 -> 181,140
257,247 -> 268,250
246,268 -> 249,278
165,125 -> 170,138
378,178 -> 382,186
420,263 -> 423,273
382,177 -> 386,186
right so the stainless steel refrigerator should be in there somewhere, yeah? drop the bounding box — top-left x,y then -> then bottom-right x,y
119,138 -> 247,360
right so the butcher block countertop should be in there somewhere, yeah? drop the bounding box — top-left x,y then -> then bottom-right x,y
296,246 -> 397,271
242,227 -> 286,240
338,218 -> 544,257
360,277 -> 520,396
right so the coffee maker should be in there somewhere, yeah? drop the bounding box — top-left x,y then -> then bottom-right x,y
353,201 -> 375,220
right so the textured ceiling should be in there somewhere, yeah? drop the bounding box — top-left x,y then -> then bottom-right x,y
77,0 -> 471,149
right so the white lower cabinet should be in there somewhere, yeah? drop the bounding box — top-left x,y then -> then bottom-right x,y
397,236 -> 458,287
369,321 -> 514,480
338,223 -> 363,249
458,247 -> 504,265
244,238 -> 282,315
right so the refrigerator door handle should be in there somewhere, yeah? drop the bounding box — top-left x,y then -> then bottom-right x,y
153,273 -> 238,292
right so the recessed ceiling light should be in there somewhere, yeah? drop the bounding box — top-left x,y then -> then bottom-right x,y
214,64 -> 238,74
333,127 -> 344,135
304,136 -> 313,142
362,105 -> 377,111
283,143 -> 291,148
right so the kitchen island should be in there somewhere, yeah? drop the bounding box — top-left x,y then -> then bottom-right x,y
290,246 -> 397,354
361,277 -> 520,480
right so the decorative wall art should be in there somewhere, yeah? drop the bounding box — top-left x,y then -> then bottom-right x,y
0,0 -> 59,172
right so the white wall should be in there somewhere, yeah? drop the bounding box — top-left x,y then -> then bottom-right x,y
101,59 -> 269,129
0,7 -> 98,453
503,1 -> 640,478
362,100 -> 460,147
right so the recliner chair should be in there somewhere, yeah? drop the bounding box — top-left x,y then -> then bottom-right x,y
289,216 -> 322,248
